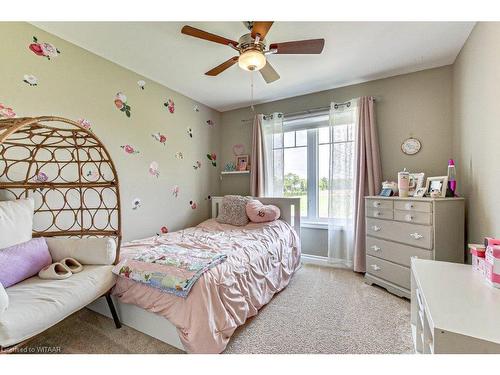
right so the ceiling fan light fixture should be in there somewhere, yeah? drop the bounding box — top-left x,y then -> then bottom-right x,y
238,50 -> 266,71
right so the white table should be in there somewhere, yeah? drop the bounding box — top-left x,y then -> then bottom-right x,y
411,258 -> 500,353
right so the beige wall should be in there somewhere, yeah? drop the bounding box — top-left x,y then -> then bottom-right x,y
219,66 -> 454,196
0,22 -> 221,242
452,22 -> 500,248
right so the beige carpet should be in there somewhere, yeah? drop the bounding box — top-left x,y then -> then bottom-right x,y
24,264 -> 413,354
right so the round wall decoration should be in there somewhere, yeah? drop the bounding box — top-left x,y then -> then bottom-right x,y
401,137 -> 421,155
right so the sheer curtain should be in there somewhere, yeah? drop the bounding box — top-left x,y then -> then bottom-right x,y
327,100 -> 358,267
261,112 -> 284,196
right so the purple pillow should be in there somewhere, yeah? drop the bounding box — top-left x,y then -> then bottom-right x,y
0,238 -> 52,288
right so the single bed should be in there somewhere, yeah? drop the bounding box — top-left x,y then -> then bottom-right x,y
88,196 -> 301,353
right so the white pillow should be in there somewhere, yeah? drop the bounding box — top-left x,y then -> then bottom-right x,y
0,283 -> 8,316
0,198 -> 34,249
45,237 -> 117,265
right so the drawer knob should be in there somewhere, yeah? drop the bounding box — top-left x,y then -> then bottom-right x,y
371,225 -> 381,232
370,264 -> 381,271
410,232 -> 423,240
371,245 -> 381,252
405,203 -> 414,210
373,201 -> 381,207
405,214 -> 413,221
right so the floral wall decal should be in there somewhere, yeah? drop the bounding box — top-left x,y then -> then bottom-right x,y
232,144 -> 245,155
121,144 -> 140,155
152,132 -> 167,146
189,200 -> 197,209
206,119 -> 215,128
174,152 -> 184,160
137,80 -> 146,90
114,92 -> 131,117
77,118 -> 92,130
149,161 -> 160,178
193,161 -> 201,170
34,172 -> 48,183
164,98 -> 175,113
172,185 -> 179,198
29,36 -> 60,60
23,74 -> 38,86
132,198 -> 141,210
0,104 -> 16,119
159,226 -> 169,234
206,153 -> 217,167
187,128 -> 193,138
193,105 -> 199,112
86,169 -> 99,181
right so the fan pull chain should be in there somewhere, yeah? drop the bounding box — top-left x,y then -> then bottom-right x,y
250,70 -> 255,112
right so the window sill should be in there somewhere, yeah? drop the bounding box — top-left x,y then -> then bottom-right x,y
301,221 -> 328,230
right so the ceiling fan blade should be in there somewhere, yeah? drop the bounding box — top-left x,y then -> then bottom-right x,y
251,22 -> 274,39
260,61 -> 280,83
205,56 -> 239,76
181,25 -> 238,47
269,39 -> 325,54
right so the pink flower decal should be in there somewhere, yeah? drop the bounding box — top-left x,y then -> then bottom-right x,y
114,92 -> 131,117
160,226 -> 169,234
0,104 -> 16,119
152,132 -> 167,146
149,161 -> 160,178
206,119 -> 215,128
86,169 -> 99,181
28,36 -> 60,60
121,144 -> 139,154
77,118 -> 92,130
164,99 -> 175,113
206,153 -> 217,167
172,185 -> 179,198
189,200 -> 197,209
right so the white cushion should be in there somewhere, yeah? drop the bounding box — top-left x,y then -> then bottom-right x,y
45,237 -> 117,265
0,198 -> 34,249
0,283 -> 8,316
0,265 -> 116,347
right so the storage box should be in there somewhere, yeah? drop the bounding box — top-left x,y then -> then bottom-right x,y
484,245 -> 500,288
469,244 -> 486,273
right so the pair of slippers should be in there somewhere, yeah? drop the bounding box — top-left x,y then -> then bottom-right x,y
38,258 -> 83,280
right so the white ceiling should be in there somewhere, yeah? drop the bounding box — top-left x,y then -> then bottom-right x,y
32,22 -> 474,112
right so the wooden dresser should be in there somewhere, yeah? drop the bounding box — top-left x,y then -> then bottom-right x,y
364,196 -> 465,299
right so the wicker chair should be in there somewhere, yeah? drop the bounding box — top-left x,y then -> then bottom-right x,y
0,116 -> 122,352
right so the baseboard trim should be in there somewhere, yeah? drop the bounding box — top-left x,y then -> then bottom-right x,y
301,254 -> 352,269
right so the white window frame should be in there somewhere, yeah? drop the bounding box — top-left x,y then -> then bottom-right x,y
277,112 -> 355,227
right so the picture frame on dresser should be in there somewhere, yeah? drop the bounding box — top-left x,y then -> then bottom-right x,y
364,196 -> 465,299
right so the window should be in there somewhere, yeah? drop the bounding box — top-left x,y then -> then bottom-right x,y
274,111 -> 355,223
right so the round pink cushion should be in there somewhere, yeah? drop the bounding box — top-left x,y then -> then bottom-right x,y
246,200 -> 281,223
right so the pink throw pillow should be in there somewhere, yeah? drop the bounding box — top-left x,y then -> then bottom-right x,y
246,200 -> 280,223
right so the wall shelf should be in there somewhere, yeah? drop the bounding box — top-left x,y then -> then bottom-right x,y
221,170 -> 250,175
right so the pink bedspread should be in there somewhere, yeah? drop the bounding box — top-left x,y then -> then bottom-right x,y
112,218 -> 301,353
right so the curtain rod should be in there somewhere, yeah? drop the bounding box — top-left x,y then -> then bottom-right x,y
240,96 -> 377,123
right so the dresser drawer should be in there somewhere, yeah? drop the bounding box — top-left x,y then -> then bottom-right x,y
394,200 -> 432,213
365,199 -> 393,211
366,208 -> 393,220
366,255 -> 410,289
366,218 -> 433,249
394,210 -> 432,225
366,237 -> 432,267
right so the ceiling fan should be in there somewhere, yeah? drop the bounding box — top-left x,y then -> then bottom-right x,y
181,22 -> 325,84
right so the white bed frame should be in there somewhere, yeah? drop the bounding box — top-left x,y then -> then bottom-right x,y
87,196 -> 301,352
